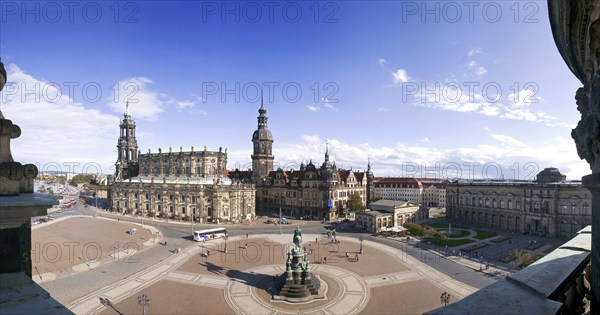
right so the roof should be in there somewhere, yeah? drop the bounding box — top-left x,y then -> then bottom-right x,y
115,176 -> 236,186
357,210 -> 389,217
374,177 -> 421,188
370,199 -> 420,207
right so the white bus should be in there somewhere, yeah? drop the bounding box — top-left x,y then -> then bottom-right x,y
193,227 -> 227,241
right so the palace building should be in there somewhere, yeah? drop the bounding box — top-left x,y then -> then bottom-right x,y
446,167 -> 592,238
109,103 -> 255,223
109,98 -> 374,223
374,177 -> 448,207
228,101 -> 375,221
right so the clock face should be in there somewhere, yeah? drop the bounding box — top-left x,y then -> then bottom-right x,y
211,158 -> 216,163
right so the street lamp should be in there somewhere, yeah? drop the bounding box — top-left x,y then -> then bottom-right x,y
224,234 -> 229,253
359,236 -> 364,254
480,255 -> 484,271
441,291 -> 451,307
138,294 -> 150,315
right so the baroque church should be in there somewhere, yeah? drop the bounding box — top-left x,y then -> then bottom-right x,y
108,103 -> 256,223
109,98 -> 374,223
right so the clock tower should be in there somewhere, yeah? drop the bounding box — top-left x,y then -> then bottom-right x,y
251,95 -> 274,184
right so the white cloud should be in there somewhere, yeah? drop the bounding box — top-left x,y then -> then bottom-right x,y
490,134 -> 526,147
467,48 -> 483,56
108,77 -> 204,120
244,135 -> 590,180
410,81 -> 570,127
322,98 -> 338,111
306,105 -> 320,112
377,107 -> 388,112
107,77 -> 164,120
392,69 -> 410,83
324,103 -> 338,111
0,63 -> 120,173
176,100 -> 195,110
467,61 -> 487,76
378,58 -> 386,66
507,88 -> 542,107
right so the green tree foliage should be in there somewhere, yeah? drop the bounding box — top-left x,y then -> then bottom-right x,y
70,174 -> 95,185
347,191 -> 365,212
403,222 -> 448,240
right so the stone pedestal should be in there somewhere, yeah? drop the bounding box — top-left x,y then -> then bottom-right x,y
582,173 -> 600,310
0,194 -> 61,277
273,246 -> 325,302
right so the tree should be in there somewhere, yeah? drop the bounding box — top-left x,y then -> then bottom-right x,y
347,191 -> 365,212
372,196 -> 384,202
70,174 -> 94,186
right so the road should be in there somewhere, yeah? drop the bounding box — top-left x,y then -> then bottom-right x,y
38,202 -> 499,305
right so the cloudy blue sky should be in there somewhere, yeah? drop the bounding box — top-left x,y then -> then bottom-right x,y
0,1 -> 589,180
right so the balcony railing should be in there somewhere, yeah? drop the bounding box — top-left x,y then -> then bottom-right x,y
425,226 -> 591,314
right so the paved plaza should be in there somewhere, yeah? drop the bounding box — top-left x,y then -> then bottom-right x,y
31,217 -> 158,283
64,233 -> 478,315
31,211 -> 566,314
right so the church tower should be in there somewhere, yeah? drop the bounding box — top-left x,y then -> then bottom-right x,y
115,101 -> 139,180
251,92 -> 274,184
366,157 -> 374,207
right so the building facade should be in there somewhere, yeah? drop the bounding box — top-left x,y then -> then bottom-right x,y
374,177 -> 448,207
355,200 -> 424,232
446,167 -> 592,238
109,106 -> 255,223
235,102 -> 374,221
256,152 -> 373,221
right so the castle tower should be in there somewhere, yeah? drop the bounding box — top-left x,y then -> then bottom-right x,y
251,91 -> 274,183
115,101 -> 139,180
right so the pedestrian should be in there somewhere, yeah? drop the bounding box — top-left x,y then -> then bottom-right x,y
345,252 -> 349,259
207,250 -> 210,257
315,237 -> 318,243
355,254 -> 359,262
245,244 -> 248,250
246,233 -> 248,239
323,257 -> 327,264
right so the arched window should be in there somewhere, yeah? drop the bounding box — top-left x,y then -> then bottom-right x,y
571,203 -> 577,215
533,201 -> 540,213
479,197 -> 483,206
561,203 -> 568,214
492,198 -> 497,208
582,203 -> 590,215
485,198 -> 490,207
571,221 -> 578,233
500,199 -> 504,209
507,199 -> 513,210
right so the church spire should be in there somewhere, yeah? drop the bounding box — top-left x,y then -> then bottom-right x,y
260,82 -> 264,110
325,140 -> 329,162
257,83 -> 268,128
124,100 -> 131,118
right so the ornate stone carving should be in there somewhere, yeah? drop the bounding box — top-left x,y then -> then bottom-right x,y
0,62 -> 38,196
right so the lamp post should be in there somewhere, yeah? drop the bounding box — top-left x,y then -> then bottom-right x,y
224,234 -> 229,253
278,205 -> 282,234
359,236 -> 364,254
137,294 -> 150,315
480,255 -> 483,271
440,291 -> 451,307
191,208 -> 195,236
